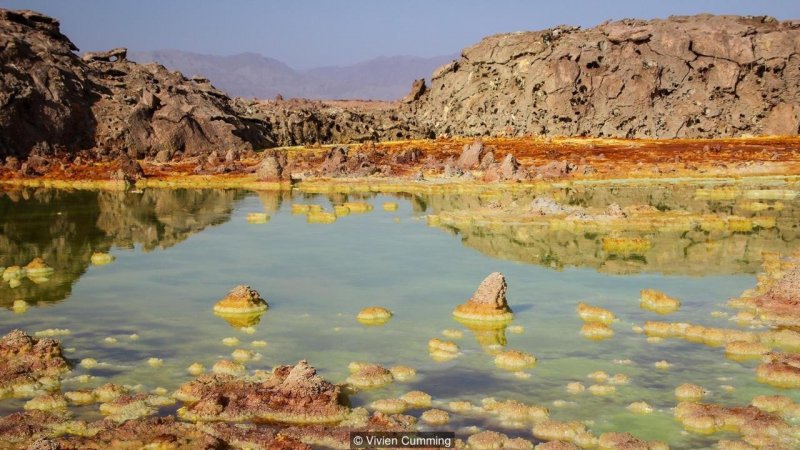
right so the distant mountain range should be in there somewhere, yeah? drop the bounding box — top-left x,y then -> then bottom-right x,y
128,50 -> 457,100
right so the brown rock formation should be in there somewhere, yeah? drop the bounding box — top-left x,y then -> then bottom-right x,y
456,140 -> 486,170
256,152 -> 287,181
86,52 -> 270,158
410,15 -> 800,139
755,266 -> 800,327
176,360 -> 349,424
242,98 -> 428,147
0,413 -> 311,449
0,8 -> 269,161
0,9 -> 97,159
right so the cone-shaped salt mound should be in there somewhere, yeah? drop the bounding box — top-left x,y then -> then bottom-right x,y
213,285 -> 268,316
453,272 -> 514,323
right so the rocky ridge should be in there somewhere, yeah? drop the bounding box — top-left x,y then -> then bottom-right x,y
2,9 -> 800,173
410,15 -> 800,139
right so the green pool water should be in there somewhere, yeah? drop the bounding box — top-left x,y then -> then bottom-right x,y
1,182 -> 799,448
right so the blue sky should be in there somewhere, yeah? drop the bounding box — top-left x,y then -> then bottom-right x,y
2,0 -> 799,68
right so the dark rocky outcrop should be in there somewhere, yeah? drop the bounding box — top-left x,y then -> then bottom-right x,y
240,98 -> 427,147
86,56 -> 271,158
409,15 -> 800,138
0,9 -> 97,159
0,9 -> 270,161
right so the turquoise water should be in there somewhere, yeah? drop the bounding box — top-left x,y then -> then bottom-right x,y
1,184 -> 799,448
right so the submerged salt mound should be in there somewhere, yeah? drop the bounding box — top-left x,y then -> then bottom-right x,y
177,360 -> 349,424
453,272 -> 514,323
346,364 -> 394,389
213,285 -> 268,315
0,329 -> 70,398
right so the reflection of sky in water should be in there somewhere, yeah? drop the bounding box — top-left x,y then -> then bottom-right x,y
1,185 -> 799,449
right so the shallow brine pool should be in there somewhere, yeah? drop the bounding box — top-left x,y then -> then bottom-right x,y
1,181 -> 799,448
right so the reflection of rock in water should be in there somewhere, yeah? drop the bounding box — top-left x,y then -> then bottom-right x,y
95,189 -> 246,251
464,323 -> 508,352
0,188 -> 245,307
415,183 -> 800,275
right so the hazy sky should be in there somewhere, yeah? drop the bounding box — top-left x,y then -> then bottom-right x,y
3,0 -> 799,69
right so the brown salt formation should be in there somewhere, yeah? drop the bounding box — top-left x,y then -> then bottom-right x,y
0,410 -> 69,446
176,360 -> 349,424
532,420 -> 597,447
754,265 -> 800,328
756,352 -> 800,388
535,442 -> 579,450
280,410 -> 417,449
201,422 -> 311,450
0,329 -> 70,398
99,393 -> 160,422
453,272 -> 514,323
29,416 -> 257,449
467,430 -> 534,449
